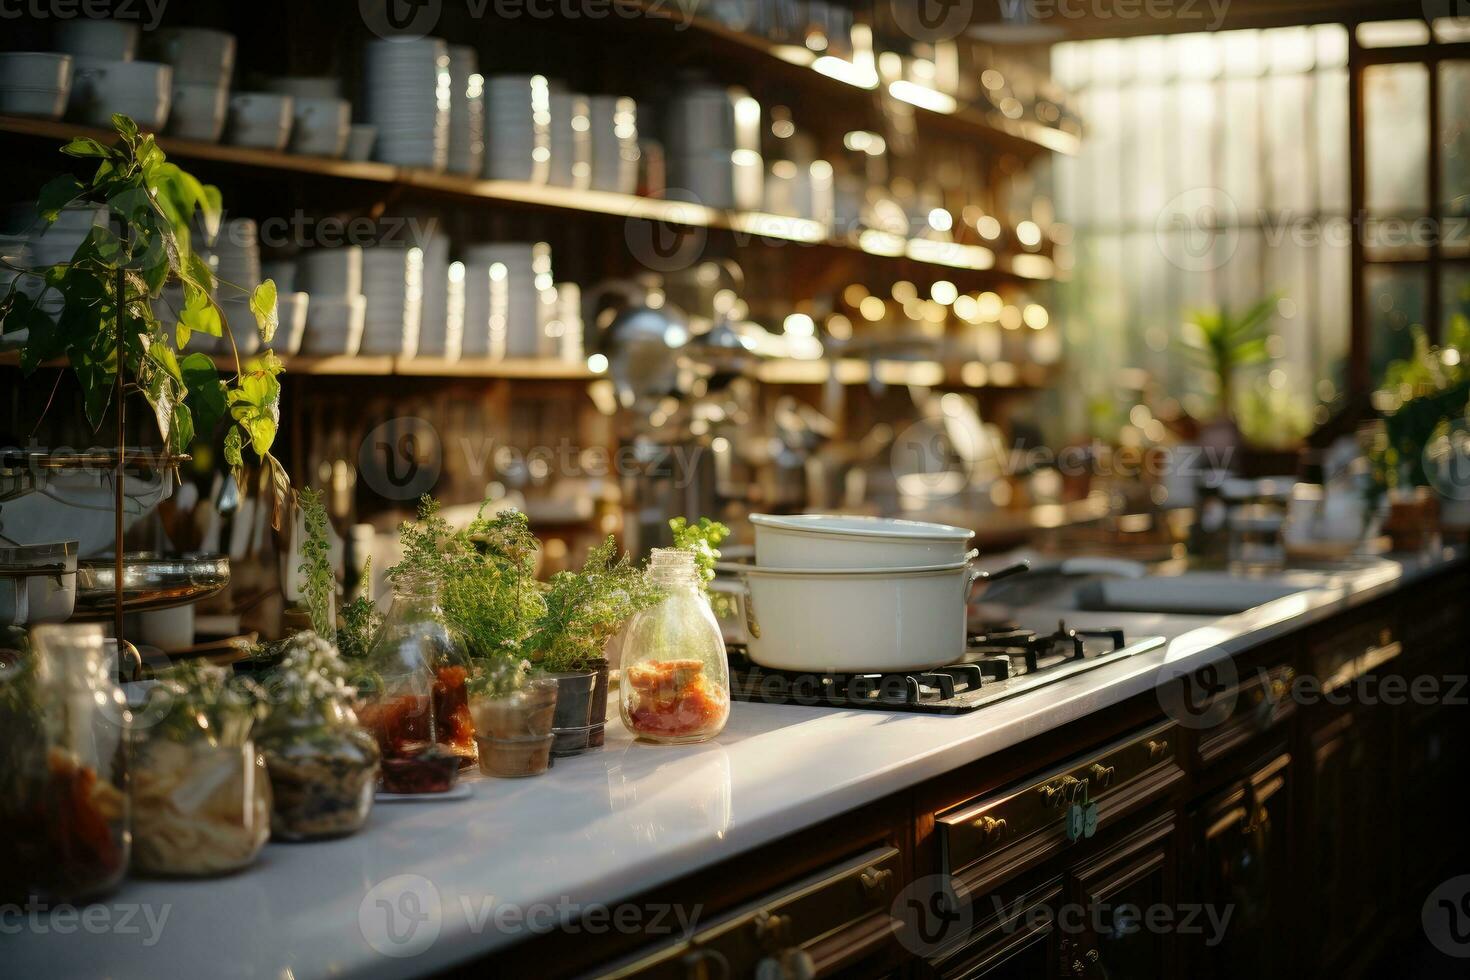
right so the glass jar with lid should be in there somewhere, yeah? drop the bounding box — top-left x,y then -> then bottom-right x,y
619,549 -> 730,744
0,624 -> 129,903
257,632 -> 379,841
357,569 -> 474,790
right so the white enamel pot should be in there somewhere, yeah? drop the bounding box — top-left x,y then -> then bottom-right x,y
738,559 -> 1027,673
750,513 -> 974,570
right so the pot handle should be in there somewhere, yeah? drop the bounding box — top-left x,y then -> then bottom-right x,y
967,560 -> 1030,603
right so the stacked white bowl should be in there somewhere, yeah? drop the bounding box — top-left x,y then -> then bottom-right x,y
359,245 -> 424,356
465,242 -> 555,358
550,281 -> 584,362
413,231 -> 454,358
148,27 -> 234,141
203,218 -> 263,355
297,247 -> 365,356
548,88 -> 591,190
264,76 -> 351,158
363,37 -> 450,171
0,53 -> 73,121
69,58 -> 172,131
665,84 -> 763,210
226,92 -> 293,150
482,74 -> 550,183
587,95 -> 639,194
738,514 -> 981,673
56,19 -> 138,60
447,46 -> 484,177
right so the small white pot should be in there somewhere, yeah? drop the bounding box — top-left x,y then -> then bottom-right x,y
288,96 -> 351,157
739,560 -> 981,673
750,513 -> 975,569
226,92 -> 293,150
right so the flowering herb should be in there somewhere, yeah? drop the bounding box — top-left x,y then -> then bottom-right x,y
264,632 -> 356,714
137,662 -> 265,747
337,559 -> 381,662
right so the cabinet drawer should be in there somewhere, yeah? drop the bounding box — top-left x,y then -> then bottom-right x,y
937,722 -> 1182,890
1310,616 -> 1399,694
1195,663 -> 1296,766
597,847 -> 902,979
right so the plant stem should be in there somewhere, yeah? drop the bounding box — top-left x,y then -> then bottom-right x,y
114,225 -> 126,652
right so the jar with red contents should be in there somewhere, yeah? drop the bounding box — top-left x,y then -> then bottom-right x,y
359,569 -> 476,787
619,550 -> 729,744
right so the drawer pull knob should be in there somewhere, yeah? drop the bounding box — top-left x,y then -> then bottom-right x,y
1089,764 -> 1116,788
859,866 -> 894,897
1147,739 -> 1170,760
972,815 -> 1008,842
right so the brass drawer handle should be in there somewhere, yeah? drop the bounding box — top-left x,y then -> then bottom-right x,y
1147,738 -> 1170,760
1040,775 -> 1085,808
859,866 -> 894,898
1089,764 -> 1116,789
971,815 -> 1008,843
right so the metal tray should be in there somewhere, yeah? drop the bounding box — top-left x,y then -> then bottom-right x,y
74,553 -> 230,615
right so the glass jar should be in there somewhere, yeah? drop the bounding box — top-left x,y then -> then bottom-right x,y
130,664 -> 271,878
358,570 -> 475,787
257,636 -> 379,841
0,624 -> 129,903
619,549 -> 730,744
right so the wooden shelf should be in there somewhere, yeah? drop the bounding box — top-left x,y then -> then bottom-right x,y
614,1 -> 1080,158
0,115 -> 1053,281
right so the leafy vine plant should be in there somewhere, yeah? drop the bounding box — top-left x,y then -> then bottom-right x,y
0,114 -> 290,523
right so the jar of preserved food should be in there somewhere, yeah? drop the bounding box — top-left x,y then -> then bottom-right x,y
358,569 -> 475,788
0,623 -> 129,903
130,662 -> 271,877
257,633 -> 379,841
619,549 -> 729,744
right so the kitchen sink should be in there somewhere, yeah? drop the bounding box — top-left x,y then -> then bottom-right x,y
1072,572 -> 1309,616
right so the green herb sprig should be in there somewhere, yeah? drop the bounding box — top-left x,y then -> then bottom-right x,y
297,488 -> 336,643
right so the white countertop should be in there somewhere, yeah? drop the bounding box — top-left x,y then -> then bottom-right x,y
7,551 -> 1459,979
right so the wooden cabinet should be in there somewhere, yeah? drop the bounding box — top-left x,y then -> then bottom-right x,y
1067,813 -> 1177,979
1184,752 -> 1291,980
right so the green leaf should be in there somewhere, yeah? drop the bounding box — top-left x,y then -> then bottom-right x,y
223,426 -> 244,469
249,280 -> 278,343
181,352 -> 226,434
170,400 -> 195,455
112,114 -> 139,143
181,286 -> 222,338
200,186 -> 223,237
36,175 -> 83,222
61,138 -> 110,159
143,363 -> 176,450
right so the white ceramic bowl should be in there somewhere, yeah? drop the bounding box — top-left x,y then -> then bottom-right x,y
750,513 -> 975,569
71,59 -> 172,129
0,540 -> 78,625
0,85 -> 70,120
167,81 -> 228,141
227,92 -> 293,150
149,27 -> 235,87
345,124 -> 378,162
0,464 -> 174,558
301,295 -> 366,355
55,20 -> 138,60
0,51 -> 74,90
288,96 -> 351,157
739,560 -> 981,673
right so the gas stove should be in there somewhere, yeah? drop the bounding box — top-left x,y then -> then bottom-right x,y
727,622 -> 1166,714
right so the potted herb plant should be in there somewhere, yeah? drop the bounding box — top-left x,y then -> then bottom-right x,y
466,656 -> 557,778
524,537 -> 663,755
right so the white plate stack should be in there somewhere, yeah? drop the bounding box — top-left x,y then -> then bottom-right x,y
414,231 -> 454,358
548,88 -> 591,190
149,27 -> 234,142
447,46 -> 484,177
0,235 -> 38,347
363,37 -> 450,171
588,95 -> 639,195
483,75 -> 550,183
26,205 -> 106,318
665,84 -> 763,210
298,247 -> 365,356
550,281 -> 583,363
359,245 -> 424,356
208,218 -> 263,356
440,260 -> 468,362
461,242 -> 553,359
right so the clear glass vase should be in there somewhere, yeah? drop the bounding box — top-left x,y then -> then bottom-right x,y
0,624 -> 129,903
358,570 -> 475,788
619,549 -> 729,744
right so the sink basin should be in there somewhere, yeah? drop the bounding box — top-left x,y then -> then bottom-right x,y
1074,572 -> 1307,616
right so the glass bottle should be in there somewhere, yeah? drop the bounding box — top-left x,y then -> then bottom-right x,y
257,634 -> 380,841
0,624 -> 129,903
358,569 -> 474,789
619,549 -> 730,744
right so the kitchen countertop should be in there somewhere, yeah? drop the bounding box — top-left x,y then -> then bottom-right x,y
7,550 -> 1461,980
